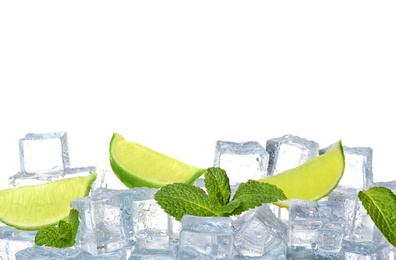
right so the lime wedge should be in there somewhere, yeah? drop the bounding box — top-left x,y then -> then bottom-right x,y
259,140 -> 345,208
109,133 -> 206,188
0,174 -> 97,230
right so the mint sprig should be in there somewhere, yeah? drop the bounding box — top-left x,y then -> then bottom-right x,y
154,167 -> 286,221
358,187 -> 396,247
35,209 -> 79,248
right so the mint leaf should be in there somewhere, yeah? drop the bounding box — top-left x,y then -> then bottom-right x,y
232,180 -> 287,215
35,226 -> 58,247
68,209 -> 79,242
358,187 -> 396,247
154,183 -> 220,221
210,199 -> 241,216
34,209 -> 80,248
204,167 -> 231,206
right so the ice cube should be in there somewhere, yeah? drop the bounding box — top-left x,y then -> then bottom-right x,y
128,187 -> 170,251
19,132 -> 70,176
178,215 -> 234,259
9,166 -> 100,193
233,204 -> 287,258
74,247 -> 132,259
320,146 -> 373,190
287,199 -> 345,259
71,188 -> 134,255
328,187 -> 384,243
342,240 -> 393,260
0,226 -> 37,260
129,248 -> 175,259
213,140 -> 269,184
8,171 -> 64,188
14,246 -> 80,260
266,134 -> 319,176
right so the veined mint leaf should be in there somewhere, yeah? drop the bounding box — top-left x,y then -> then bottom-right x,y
34,209 -> 79,248
358,187 -> 396,247
232,180 -> 287,215
68,209 -> 79,241
154,183 -> 220,221
35,226 -> 58,247
210,199 -> 241,216
204,167 -> 231,206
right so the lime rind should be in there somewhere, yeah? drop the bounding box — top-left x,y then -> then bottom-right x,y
260,140 -> 345,208
109,133 -> 205,188
0,173 -> 97,230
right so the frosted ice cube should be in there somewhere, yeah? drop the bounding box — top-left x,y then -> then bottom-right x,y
71,188 -> 134,255
266,134 -> 319,176
342,240 -> 393,260
14,246 -> 80,260
19,132 -> 70,176
233,204 -> 287,258
213,140 -> 269,184
328,187 -> 385,243
129,187 -> 170,251
268,204 -> 290,224
8,171 -> 63,188
0,226 -> 37,260
94,169 -> 128,191
288,199 -> 345,258
178,215 -> 234,259
9,166 -> 100,193
129,248 -> 175,259
320,146 -> 373,190
74,247 -> 132,259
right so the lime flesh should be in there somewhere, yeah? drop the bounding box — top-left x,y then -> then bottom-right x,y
0,174 -> 97,230
109,133 -> 205,188
259,140 -> 345,208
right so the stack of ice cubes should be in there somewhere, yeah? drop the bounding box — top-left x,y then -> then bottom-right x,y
1,132 -> 395,259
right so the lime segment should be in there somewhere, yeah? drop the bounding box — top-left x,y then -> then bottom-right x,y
109,133 -> 206,188
0,173 -> 97,230
259,140 -> 345,208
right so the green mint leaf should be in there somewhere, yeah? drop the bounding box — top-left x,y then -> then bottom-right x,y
204,167 -> 231,206
358,187 -> 396,247
35,226 -> 58,246
231,180 -> 287,215
34,209 -> 79,248
154,183 -> 220,221
210,199 -> 241,217
68,209 -> 79,242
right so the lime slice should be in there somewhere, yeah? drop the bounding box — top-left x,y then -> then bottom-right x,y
0,174 -> 97,230
109,133 -> 206,188
259,140 -> 345,208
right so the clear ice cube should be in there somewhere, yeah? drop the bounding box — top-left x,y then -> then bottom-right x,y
8,171 -> 63,188
129,248 -> 175,259
71,188 -> 134,255
266,134 -> 319,176
342,240 -> 393,260
9,166 -> 100,191
288,199 -> 345,259
178,215 -> 234,259
74,247 -> 132,259
0,226 -> 37,260
128,187 -> 170,251
213,140 -> 269,184
320,146 -> 373,190
328,187 -> 384,243
233,204 -> 287,258
14,246 -> 80,260
18,132 -> 70,176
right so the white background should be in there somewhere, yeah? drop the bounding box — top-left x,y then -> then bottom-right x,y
0,1 -> 395,190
